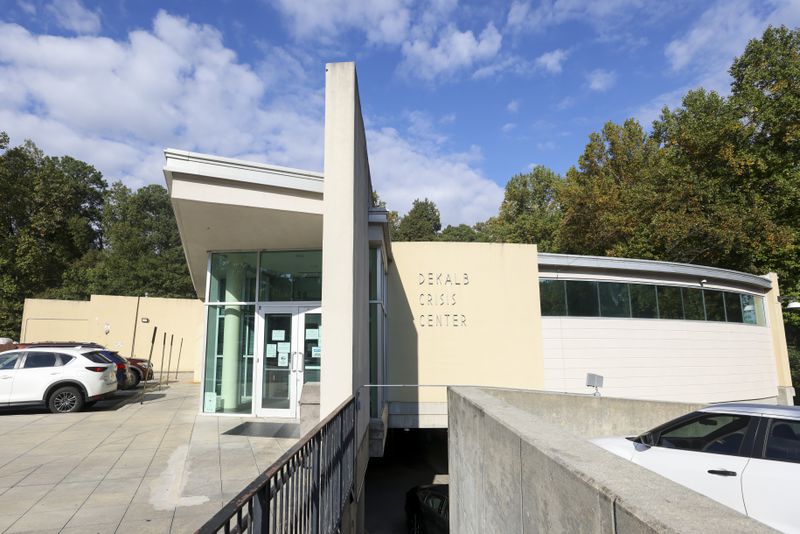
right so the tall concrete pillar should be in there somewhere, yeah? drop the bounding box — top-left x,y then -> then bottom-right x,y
221,263 -> 244,411
766,272 -> 795,405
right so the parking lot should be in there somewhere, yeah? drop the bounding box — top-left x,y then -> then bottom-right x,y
0,380 -> 295,533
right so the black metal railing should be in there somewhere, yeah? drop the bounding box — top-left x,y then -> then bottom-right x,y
197,396 -> 357,534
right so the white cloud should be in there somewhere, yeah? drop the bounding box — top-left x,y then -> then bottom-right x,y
536,141 -> 556,151
636,0 -> 800,124
506,0 -> 665,37
555,96 -> 574,110
501,122 -> 516,133
0,12 -> 325,188
507,99 -> 520,113
587,69 -> 616,91
0,10 -> 498,225
400,23 -> 503,82
534,48 -> 568,74
368,127 -> 503,225
271,0 -> 412,45
46,0 -> 101,34
665,0 -> 800,75
17,1 -> 36,15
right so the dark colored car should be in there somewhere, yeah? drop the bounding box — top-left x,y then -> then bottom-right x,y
405,484 -> 448,534
97,351 -> 136,390
127,358 -> 154,386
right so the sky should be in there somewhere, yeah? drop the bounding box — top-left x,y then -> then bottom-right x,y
1,0 -> 799,226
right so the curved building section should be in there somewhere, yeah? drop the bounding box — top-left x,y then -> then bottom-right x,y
539,253 -> 788,403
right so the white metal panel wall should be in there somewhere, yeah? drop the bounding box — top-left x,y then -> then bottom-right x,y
542,317 -> 778,403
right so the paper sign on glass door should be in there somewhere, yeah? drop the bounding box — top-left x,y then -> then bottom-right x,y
277,342 -> 291,353
278,353 -> 289,367
306,329 -> 319,340
272,330 -> 285,341
266,344 -> 277,358
312,347 -> 321,358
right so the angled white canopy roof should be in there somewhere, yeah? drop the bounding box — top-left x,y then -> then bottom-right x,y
164,149 -> 324,298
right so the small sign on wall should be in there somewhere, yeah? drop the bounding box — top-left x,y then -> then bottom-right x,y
204,392 -> 217,412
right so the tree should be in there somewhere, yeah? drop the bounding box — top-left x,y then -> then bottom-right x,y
394,198 -> 442,241
372,190 -> 400,240
440,224 -> 479,242
489,165 -> 562,250
0,136 -> 107,338
57,183 -> 195,299
558,119 -> 661,257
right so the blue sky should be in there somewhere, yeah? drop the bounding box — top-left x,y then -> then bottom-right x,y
1,0 -> 798,225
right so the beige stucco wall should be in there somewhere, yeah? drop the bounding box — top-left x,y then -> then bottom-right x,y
387,242 -> 543,424
21,295 -> 204,380
321,62 -> 372,422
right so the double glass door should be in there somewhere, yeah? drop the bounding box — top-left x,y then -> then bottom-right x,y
254,305 -> 321,418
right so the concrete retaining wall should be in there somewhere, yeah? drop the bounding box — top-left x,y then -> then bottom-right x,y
448,387 -> 776,534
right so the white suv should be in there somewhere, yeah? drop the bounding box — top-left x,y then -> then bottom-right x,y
593,404 -> 800,533
0,347 -> 118,413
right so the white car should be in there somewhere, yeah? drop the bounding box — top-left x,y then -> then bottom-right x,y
592,404 -> 800,533
0,347 -> 118,413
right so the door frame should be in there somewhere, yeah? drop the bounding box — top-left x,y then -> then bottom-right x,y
253,303 -> 320,418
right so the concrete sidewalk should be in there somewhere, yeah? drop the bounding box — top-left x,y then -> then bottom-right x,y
0,381 -> 296,533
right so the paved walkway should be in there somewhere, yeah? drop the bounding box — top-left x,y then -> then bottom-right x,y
0,381 -> 296,533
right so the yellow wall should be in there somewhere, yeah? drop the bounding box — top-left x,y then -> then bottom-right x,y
387,242 -> 542,404
21,295 -> 204,380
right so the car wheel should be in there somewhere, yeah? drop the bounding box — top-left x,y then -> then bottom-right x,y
48,386 -> 84,414
130,370 -> 141,388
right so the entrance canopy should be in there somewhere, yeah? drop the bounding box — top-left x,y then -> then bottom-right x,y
164,149 -> 324,298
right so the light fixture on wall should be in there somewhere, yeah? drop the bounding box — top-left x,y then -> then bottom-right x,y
141,317 -> 150,323
778,296 -> 800,311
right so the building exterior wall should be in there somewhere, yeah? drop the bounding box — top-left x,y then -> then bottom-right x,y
387,242 -> 543,427
320,62 -> 372,422
542,317 -> 778,402
21,295 -> 204,379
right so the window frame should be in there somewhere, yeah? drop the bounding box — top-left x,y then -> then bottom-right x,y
756,417 -> 800,464
648,411 -> 758,458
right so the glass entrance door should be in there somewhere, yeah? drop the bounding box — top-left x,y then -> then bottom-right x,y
254,305 -> 321,418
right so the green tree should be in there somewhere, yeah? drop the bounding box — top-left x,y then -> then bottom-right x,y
57,183 -> 195,299
489,165 -> 562,250
394,198 -> 442,241
558,119 -> 661,257
440,224 -> 478,242
0,136 -> 106,338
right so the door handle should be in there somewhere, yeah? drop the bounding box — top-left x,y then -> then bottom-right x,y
707,469 -> 737,477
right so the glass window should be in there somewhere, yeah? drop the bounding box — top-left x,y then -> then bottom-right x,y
23,353 -> 57,368
539,280 -> 566,316
259,250 -> 322,301
657,413 -> 750,456
704,290 -> 726,321
599,282 -> 630,318
566,281 -> 599,317
741,294 -> 758,325
304,312 -> 322,383
83,351 -> 112,364
682,288 -> 705,321
724,292 -> 743,323
209,252 -> 257,303
629,284 -> 658,318
754,296 -> 766,326
369,248 -> 378,301
657,286 -> 684,320
57,354 -> 74,366
0,353 -> 20,370
764,419 -> 800,463
203,304 -> 255,414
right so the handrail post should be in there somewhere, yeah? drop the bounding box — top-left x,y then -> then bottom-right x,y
311,433 -> 320,534
252,484 -> 269,534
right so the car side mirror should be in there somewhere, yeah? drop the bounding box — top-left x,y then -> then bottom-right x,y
637,431 -> 656,447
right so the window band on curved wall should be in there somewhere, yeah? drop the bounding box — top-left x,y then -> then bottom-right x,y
539,279 -> 766,326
